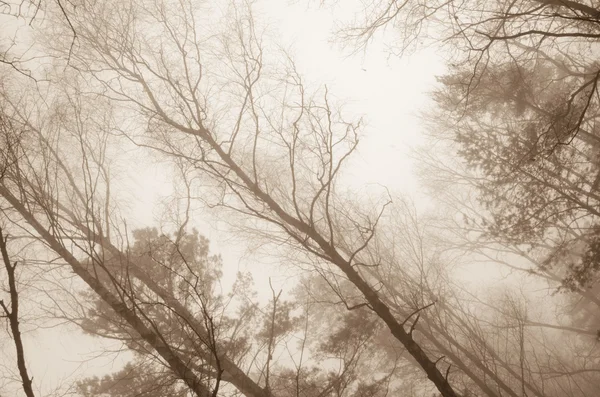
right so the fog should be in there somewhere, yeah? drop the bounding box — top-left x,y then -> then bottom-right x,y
1,1 -> 599,397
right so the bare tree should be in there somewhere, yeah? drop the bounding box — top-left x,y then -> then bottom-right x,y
0,70 -> 278,396
329,0 -> 600,290
411,143 -> 600,396
0,61 -> 403,397
38,0 -> 468,395
0,0 -> 78,78
0,227 -> 36,397
2,1 -> 598,396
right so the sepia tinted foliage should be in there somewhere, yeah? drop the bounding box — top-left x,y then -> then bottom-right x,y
1,0 -> 600,397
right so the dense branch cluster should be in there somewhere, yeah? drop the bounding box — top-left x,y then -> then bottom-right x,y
0,1 -> 600,397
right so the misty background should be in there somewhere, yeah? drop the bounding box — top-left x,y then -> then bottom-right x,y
0,1 -> 598,397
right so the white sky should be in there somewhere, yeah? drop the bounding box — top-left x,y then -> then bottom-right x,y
1,0 -> 447,394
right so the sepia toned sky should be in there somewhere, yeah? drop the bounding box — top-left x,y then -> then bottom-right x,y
2,0 -> 445,394
3,1 -> 596,396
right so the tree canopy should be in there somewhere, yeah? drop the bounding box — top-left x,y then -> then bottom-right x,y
1,1 -> 600,397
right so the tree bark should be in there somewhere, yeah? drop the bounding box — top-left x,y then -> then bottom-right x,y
152,122 -> 461,397
536,0 -> 600,20
47,207 -> 272,397
0,227 -> 36,397
0,185 -> 213,397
